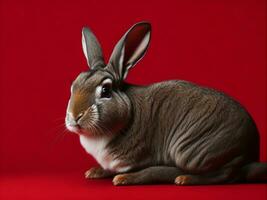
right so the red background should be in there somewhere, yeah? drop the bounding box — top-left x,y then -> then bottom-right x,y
0,0 -> 266,199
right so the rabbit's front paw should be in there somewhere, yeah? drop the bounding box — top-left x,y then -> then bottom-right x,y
85,167 -> 109,179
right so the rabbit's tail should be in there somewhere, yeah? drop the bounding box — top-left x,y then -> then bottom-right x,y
242,162 -> 267,182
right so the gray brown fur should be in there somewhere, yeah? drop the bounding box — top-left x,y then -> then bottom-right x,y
65,22 -> 267,185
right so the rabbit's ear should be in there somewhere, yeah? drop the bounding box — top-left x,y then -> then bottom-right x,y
109,22 -> 151,80
82,27 -> 105,69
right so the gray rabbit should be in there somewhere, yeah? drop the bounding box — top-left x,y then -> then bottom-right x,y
65,22 -> 267,185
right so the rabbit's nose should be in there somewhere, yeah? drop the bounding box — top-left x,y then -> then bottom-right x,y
68,111 -> 84,124
75,112 -> 84,122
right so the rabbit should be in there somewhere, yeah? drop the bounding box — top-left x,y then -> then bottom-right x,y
65,22 -> 267,185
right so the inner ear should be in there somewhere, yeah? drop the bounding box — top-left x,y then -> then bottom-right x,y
123,25 -> 151,67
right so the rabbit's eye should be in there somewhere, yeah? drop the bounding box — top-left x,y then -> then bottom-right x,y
101,84 -> 112,98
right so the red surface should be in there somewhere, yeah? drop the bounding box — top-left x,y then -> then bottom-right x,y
1,173 -> 267,200
0,0 -> 266,199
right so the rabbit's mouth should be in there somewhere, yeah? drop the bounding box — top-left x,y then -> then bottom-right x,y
65,104 -> 111,136
65,112 -> 85,135
65,103 -> 96,133
65,122 -> 83,134
66,122 -> 93,135
65,117 -> 100,136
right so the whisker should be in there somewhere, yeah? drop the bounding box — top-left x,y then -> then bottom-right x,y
47,128 -> 69,150
47,123 -> 67,136
95,122 -> 113,135
52,117 -> 66,123
45,115 -> 70,150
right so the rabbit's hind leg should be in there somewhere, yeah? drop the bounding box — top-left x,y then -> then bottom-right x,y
175,167 -> 239,185
242,162 -> 267,182
113,166 -> 184,186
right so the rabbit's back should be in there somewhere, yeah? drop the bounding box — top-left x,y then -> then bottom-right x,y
122,80 -> 259,173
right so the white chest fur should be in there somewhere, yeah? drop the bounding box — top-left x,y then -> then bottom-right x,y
79,135 -> 131,173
